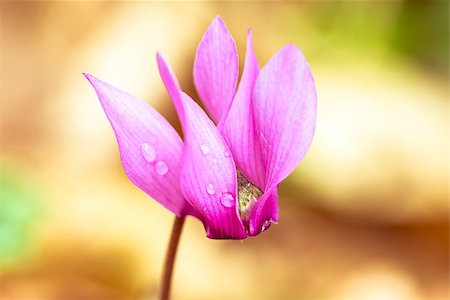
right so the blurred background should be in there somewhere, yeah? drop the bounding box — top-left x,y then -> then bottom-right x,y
0,1 -> 448,300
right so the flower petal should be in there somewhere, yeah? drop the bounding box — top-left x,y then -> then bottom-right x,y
218,29 -> 265,189
84,74 -> 198,218
193,16 -> 239,123
248,187 -> 279,236
157,55 -> 246,239
252,45 -> 317,188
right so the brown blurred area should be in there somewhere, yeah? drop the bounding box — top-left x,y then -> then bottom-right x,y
0,2 -> 448,300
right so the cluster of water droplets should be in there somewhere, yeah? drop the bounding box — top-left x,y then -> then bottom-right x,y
199,143 -> 237,209
140,143 -> 168,175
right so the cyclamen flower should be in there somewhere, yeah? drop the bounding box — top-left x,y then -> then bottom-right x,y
85,16 -> 316,239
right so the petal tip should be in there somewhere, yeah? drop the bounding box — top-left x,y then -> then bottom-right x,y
212,15 -> 225,25
156,51 -> 164,62
208,15 -> 231,36
84,73 -> 104,91
83,72 -> 94,82
156,52 -> 166,72
157,53 -> 181,92
83,73 -> 105,89
282,44 -> 306,61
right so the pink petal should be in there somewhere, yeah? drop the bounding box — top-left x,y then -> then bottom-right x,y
218,30 -> 265,189
252,44 -> 317,189
84,74 -> 199,218
157,55 -> 246,239
193,16 -> 239,124
248,187 -> 279,236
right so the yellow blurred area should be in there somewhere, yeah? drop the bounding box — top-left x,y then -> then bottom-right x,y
0,2 -> 448,300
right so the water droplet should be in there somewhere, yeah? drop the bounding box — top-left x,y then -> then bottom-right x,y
141,143 -> 156,163
212,158 -> 219,165
223,150 -> 231,158
220,192 -> 234,208
262,220 -> 271,231
260,133 -> 269,145
206,183 -> 215,195
249,223 -> 255,234
200,144 -> 210,155
155,161 -> 168,175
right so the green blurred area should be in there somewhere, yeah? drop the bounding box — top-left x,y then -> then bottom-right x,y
0,166 -> 42,270
0,1 -> 448,300
304,1 -> 448,73
390,1 -> 448,74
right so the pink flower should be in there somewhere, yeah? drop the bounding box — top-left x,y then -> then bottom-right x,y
85,16 -> 316,239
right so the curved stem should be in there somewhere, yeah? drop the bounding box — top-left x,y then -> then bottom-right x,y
160,216 -> 185,300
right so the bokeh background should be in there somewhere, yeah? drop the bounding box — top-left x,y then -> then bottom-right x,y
0,1 -> 448,300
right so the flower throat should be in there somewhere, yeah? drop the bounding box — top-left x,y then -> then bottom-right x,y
237,170 -> 262,223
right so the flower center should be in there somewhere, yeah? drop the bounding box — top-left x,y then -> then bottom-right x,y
237,170 -> 262,223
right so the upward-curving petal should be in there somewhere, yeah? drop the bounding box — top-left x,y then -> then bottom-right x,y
193,16 -> 239,124
252,45 -> 317,189
218,29 -> 265,189
85,74 -> 198,218
248,187 -> 279,236
157,54 -> 246,239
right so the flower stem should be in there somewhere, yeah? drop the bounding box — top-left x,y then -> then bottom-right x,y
160,216 -> 185,300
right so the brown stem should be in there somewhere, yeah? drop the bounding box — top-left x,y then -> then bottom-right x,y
160,216 -> 185,300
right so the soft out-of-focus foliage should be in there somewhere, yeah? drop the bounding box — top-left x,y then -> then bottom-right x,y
0,1 -> 448,300
0,166 -> 42,270
389,1 -> 448,74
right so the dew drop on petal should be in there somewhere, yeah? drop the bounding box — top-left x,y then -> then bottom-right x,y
262,220 -> 271,232
200,144 -> 210,155
206,183 -> 215,195
260,133 -> 270,146
223,150 -> 231,158
155,161 -> 168,175
249,223 -> 255,234
220,192 -> 234,208
141,143 -> 156,163
212,158 -> 219,165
